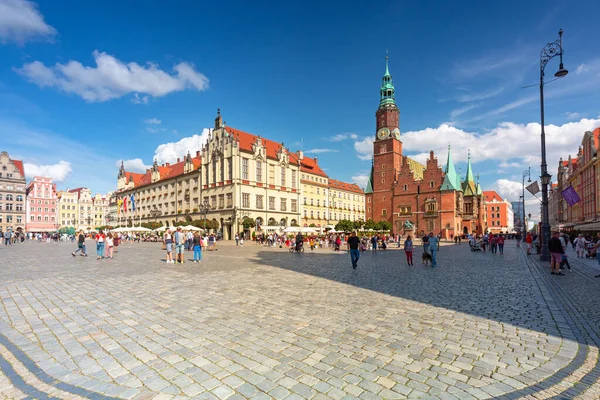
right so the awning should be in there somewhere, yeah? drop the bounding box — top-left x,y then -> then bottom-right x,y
575,221 -> 600,231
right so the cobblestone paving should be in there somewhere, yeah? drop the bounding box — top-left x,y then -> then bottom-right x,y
0,240 -> 598,399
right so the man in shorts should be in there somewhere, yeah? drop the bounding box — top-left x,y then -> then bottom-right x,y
174,227 -> 185,263
548,231 -> 565,276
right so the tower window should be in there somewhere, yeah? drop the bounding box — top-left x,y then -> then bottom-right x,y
403,185 -> 407,191
430,181 -> 435,188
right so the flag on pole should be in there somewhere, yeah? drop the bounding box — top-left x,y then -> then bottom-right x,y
130,194 -> 136,211
561,185 -> 581,207
117,199 -> 123,215
123,196 -> 128,214
526,181 -> 540,195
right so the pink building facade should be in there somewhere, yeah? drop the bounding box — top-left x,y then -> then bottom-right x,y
26,176 -> 58,232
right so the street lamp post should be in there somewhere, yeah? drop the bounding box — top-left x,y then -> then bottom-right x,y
199,199 -> 209,232
538,29 -> 568,262
522,167 -> 531,242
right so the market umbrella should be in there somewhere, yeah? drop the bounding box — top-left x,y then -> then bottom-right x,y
153,226 -> 168,232
181,225 -> 203,231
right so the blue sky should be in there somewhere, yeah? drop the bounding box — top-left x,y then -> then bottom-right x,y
1,0 -> 599,221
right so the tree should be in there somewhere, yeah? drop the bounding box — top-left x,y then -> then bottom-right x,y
364,219 -> 377,230
353,220 -> 364,230
335,219 -> 354,232
309,223 -> 317,228
242,217 -> 255,229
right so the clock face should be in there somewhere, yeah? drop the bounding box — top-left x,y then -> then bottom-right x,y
377,127 -> 390,140
392,128 -> 400,139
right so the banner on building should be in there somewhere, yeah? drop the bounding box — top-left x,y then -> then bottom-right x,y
526,181 -> 540,195
561,185 -> 581,207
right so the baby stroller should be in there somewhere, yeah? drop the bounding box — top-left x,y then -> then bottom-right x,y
586,243 -> 597,259
471,241 -> 482,252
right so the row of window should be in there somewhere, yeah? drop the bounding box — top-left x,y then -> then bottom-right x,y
0,185 -> 24,191
30,207 -> 55,213
240,193 -> 298,212
29,215 -> 56,222
0,204 -> 23,211
0,194 -> 23,201
302,197 -> 365,210
303,210 -> 362,220
240,159 -> 298,188
301,174 -> 326,184
0,215 -> 22,223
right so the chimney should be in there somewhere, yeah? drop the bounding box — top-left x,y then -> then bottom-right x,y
314,156 -> 318,162
177,158 -> 180,163
297,150 -> 303,160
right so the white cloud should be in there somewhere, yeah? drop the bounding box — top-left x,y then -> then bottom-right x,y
352,117 -> 600,170
450,103 -> 480,119
304,148 -> 339,154
565,112 -> 580,120
575,64 -> 588,75
153,128 -> 211,164
131,93 -> 149,104
494,179 -> 523,201
0,0 -> 57,44
455,87 -> 504,103
144,118 -> 161,125
354,137 -> 373,161
23,160 -> 72,182
16,50 -> 209,102
327,133 -> 358,142
352,174 -> 369,188
116,158 -> 149,173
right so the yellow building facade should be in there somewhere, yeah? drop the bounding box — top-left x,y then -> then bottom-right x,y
299,154 -> 329,227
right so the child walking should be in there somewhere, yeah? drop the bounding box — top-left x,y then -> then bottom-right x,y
404,235 -> 414,266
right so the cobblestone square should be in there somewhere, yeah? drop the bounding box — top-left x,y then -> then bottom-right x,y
0,240 -> 599,399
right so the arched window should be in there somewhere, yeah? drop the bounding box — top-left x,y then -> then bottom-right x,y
430,181 -> 435,188
16,195 -> 22,201
6,194 -> 13,201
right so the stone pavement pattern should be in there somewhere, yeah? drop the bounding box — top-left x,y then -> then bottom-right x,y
0,240 -> 599,399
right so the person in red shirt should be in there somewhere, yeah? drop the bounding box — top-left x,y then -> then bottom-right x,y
96,230 -> 106,260
497,234 -> 505,254
526,233 -> 533,255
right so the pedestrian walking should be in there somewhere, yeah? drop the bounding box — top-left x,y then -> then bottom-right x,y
72,230 -> 87,257
186,231 -> 194,252
490,235 -> 498,254
193,232 -> 202,262
347,231 -> 360,269
95,230 -> 106,260
164,229 -> 174,263
370,235 -> 377,253
497,234 -> 505,254
174,227 -> 185,263
549,232 -> 565,275
526,233 -> 533,255
574,234 -> 588,258
235,233 -> 239,247
404,235 -> 414,266
4,230 -> 12,246
428,232 -> 440,268
422,234 -> 430,266
105,233 -> 114,259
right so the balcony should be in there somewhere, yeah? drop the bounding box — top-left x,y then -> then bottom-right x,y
424,211 -> 438,218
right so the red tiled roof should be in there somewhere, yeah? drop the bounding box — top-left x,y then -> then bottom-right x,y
225,126 -> 299,164
483,190 -> 503,202
328,179 -> 364,194
300,156 -> 328,178
123,156 -> 202,189
551,183 -> 558,188
593,127 -> 600,150
12,160 -> 24,177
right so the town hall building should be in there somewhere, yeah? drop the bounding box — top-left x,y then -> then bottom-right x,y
365,57 -> 487,238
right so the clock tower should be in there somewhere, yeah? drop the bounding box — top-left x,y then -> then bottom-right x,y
371,55 -> 403,223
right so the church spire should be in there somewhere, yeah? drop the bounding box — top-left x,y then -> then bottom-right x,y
462,150 -> 477,196
379,54 -> 396,107
440,145 -> 461,191
118,160 -> 125,178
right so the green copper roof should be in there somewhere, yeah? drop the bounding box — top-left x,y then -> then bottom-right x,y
365,160 -> 374,194
462,151 -> 477,196
379,55 -> 396,107
475,173 -> 483,195
440,146 -> 461,191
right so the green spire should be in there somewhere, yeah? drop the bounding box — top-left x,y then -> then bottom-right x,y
462,150 -> 477,196
440,145 -> 461,191
379,54 -> 396,107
